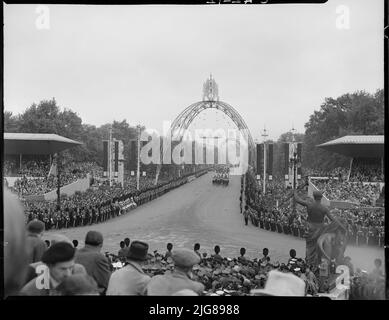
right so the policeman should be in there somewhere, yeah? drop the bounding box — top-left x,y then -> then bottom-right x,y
242,205 -> 250,226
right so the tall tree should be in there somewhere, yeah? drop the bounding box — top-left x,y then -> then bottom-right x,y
3,111 -> 20,132
302,89 -> 384,171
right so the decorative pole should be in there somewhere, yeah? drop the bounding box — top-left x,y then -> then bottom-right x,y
261,127 -> 268,194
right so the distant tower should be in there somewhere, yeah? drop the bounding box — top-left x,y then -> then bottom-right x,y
202,74 -> 219,102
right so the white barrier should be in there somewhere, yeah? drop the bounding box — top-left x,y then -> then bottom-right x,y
43,175 -> 91,201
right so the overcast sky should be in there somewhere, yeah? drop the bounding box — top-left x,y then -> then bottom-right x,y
4,0 -> 384,141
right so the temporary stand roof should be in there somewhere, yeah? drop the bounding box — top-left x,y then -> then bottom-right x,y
317,135 -> 384,158
4,133 -> 82,155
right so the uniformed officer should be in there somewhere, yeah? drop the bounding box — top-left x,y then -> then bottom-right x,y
147,248 -> 204,296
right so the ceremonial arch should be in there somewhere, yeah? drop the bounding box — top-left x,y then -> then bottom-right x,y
155,75 -> 256,183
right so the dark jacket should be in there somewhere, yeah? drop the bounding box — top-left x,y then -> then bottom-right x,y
25,234 -> 47,264
75,245 -> 112,293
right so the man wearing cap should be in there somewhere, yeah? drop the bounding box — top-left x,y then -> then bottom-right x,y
20,242 -> 76,296
106,240 -> 151,295
147,248 -> 204,296
75,231 -> 112,295
294,190 -> 339,267
23,234 -> 87,286
26,220 -> 48,264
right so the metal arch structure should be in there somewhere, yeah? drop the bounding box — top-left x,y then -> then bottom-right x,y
154,75 -> 256,184
170,100 -> 255,150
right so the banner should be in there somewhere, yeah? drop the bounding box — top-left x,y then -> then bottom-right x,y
256,143 -> 263,176
114,141 -> 119,172
47,155 -> 57,178
267,144 -> 273,176
283,143 -> 289,175
103,141 -> 108,176
129,140 -> 137,170
297,143 -> 303,177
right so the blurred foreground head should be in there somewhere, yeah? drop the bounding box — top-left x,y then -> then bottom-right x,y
4,189 -> 28,297
55,274 -> 99,296
251,270 -> 306,296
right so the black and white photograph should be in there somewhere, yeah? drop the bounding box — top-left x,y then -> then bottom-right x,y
2,0 -> 386,303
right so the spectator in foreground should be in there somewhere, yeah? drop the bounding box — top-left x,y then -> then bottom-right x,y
20,242 -> 76,296
75,231 -> 112,295
147,248 -> 204,295
369,258 -> 385,283
55,274 -> 100,296
123,237 -> 131,256
106,240 -> 151,295
4,189 -> 29,297
24,234 -> 87,286
212,245 -> 223,263
118,241 -> 126,259
165,243 -> 173,259
194,243 -> 201,260
238,247 -> 247,263
26,220 -> 47,264
259,248 -> 270,264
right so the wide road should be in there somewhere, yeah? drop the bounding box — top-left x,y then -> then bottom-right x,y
47,172 -> 384,272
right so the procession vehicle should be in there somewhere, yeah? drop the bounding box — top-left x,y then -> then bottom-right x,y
221,173 -> 229,186
212,174 -> 221,185
212,173 -> 229,186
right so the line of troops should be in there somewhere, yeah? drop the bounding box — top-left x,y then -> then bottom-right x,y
25,170 -> 209,230
245,208 -> 385,248
240,174 -> 384,248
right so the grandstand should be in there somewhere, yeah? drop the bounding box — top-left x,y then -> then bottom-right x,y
309,135 -> 384,208
3,133 -> 85,200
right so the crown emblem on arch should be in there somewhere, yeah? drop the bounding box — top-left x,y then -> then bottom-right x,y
202,74 -> 219,102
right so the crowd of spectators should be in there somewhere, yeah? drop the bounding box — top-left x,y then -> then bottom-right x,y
9,162 -> 102,196
242,172 -> 384,248
6,212 -> 385,298
4,159 -> 51,177
349,158 -> 384,182
313,179 -> 381,206
4,173 -> 385,299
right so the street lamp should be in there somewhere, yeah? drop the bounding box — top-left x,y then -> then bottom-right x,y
290,126 -> 298,215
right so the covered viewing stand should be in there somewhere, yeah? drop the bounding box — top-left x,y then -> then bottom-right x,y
4,133 -> 82,207
317,135 -> 384,181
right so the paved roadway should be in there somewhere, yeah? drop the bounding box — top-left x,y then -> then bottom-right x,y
46,172 -> 384,272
